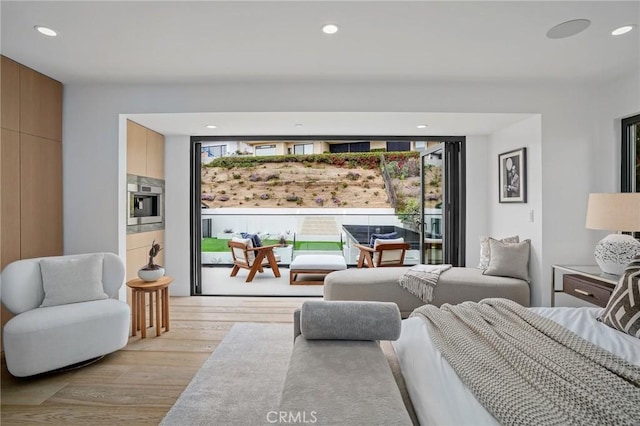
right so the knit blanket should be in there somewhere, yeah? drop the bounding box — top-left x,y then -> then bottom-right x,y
411,298 -> 640,426
398,264 -> 452,303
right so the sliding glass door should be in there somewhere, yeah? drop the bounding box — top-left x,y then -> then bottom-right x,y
420,139 -> 465,266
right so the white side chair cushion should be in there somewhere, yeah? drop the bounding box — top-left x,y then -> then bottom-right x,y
39,253 -> 108,307
290,255 -> 347,271
373,237 -> 405,266
3,299 -> 130,377
231,237 -> 255,264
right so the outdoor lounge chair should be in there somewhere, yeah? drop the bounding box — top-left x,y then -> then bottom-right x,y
228,237 -> 282,282
353,238 -> 411,268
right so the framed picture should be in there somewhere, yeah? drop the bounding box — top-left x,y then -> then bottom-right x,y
499,147 -> 527,203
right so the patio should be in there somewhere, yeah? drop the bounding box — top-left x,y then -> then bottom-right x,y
202,266 -> 324,297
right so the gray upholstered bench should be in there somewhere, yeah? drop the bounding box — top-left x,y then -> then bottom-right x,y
324,266 -> 530,317
289,254 -> 347,285
280,301 -> 412,426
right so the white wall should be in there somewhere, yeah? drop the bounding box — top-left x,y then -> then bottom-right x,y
594,70 -> 640,192
488,115 -> 543,305
63,78 -> 637,304
465,135 -> 490,269
164,135 -> 191,296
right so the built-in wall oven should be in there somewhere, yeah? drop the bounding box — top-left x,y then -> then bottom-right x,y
127,183 -> 164,225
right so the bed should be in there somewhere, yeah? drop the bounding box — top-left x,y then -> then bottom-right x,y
392,304 -> 640,426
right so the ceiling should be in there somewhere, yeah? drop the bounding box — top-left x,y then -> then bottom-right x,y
128,111 -> 533,137
1,1 -> 637,136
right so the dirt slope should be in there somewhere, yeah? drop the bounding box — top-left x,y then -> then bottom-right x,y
201,162 -> 392,208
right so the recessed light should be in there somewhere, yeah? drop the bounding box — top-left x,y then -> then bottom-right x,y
322,24 -> 339,35
34,25 -> 58,37
546,19 -> 591,39
612,25 -> 635,36
416,124 -> 428,129
206,125 -> 217,129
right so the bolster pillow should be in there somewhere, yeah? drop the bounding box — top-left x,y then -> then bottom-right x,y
300,300 -> 401,341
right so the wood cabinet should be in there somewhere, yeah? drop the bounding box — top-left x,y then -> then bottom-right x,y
0,129 -> 21,267
0,56 -> 63,269
20,66 -> 63,141
127,120 -> 164,179
20,134 -> 63,259
127,120 -> 147,177
146,129 -> 165,179
1,56 -> 20,131
1,56 -> 63,353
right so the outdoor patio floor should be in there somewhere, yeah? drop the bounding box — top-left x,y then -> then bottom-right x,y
201,266 -> 325,297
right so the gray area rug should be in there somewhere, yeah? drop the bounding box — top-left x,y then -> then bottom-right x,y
161,323 -> 293,426
161,323 -> 417,426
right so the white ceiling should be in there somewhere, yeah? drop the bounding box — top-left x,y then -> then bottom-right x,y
127,111 -> 533,137
1,1 -> 637,136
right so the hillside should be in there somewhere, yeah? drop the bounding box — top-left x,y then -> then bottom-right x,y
200,152 -> 441,211
201,162 -> 392,208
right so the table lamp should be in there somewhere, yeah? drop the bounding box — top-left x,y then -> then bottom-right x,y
585,193 -> 640,275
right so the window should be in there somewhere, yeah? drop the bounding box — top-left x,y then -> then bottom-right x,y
622,114 -> 640,192
329,141 -> 370,153
255,144 -> 277,156
293,143 -> 313,155
622,114 -> 639,240
201,144 -> 226,162
386,141 -> 411,152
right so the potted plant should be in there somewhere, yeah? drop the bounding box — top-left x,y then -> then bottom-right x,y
137,240 -> 165,282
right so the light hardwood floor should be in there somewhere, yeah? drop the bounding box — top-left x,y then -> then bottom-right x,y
0,296 -> 310,425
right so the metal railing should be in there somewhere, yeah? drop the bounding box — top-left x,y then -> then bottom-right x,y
200,212 -> 443,266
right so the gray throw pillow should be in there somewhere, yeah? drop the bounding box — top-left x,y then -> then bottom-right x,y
478,235 -> 519,269
300,300 -> 401,341
483,238 -> 530,281
40,254 -> 108,307
598,254 -> 640,339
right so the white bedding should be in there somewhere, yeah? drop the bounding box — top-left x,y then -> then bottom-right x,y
392,307 -> 640,426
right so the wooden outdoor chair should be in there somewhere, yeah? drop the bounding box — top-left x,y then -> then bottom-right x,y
353,239 -> 411,268
228,239 -> 282,282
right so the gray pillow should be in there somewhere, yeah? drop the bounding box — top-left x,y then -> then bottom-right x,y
478,235 -> 519,269
39,254 -> 108,307
483,238 -> 530,281
300,300 -> 401,341
598,254 -> 640,338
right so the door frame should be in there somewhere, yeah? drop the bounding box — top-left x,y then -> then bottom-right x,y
190,135 -> 465,295
420,137 -> 466,266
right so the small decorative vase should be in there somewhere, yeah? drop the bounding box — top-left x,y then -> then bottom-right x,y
138,266 -> 165,282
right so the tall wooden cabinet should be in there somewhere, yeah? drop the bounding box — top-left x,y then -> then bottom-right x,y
1,55 -> 63,268
1,55 -> 63,351
126,120 -> 165,308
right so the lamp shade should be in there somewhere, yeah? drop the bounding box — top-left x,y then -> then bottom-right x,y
585,193 -> 640,232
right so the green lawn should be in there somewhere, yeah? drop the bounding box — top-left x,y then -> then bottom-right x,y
202,238 -> 342,252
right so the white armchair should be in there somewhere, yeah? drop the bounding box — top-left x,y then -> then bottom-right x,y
1,253 -> 130,377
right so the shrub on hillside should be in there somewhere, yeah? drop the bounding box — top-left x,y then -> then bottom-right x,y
209,151 -> 418,169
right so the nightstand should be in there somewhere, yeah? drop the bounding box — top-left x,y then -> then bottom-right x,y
551,265 -> 619,307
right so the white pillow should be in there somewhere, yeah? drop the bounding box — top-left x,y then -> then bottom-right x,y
477,235 -> 519,269
39,254 -> 108,307
373,237 -> 405,248
231,237 -> 255,263
373,237 -> 406,266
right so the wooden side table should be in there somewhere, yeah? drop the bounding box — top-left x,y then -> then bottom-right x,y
126,276 -> 173,338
